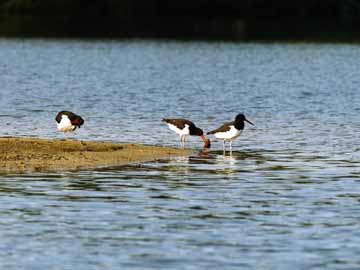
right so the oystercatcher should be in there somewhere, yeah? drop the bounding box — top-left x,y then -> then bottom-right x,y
162,118 -> 211,148
207,113 -> 253,153
55,111 -> 84,134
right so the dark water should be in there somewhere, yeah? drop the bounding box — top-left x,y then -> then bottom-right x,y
1,39 -> 360,269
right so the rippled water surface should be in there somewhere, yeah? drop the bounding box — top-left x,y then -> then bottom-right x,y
1,39 -> 360,269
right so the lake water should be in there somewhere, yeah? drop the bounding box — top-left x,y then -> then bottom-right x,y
1,39 -> 360,269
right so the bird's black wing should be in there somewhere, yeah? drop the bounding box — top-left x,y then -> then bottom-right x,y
162,118 -> 195,129
207,121 -> 233,135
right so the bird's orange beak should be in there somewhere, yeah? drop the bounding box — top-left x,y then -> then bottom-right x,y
200,135 -> 211,148
245,118 -> 254,125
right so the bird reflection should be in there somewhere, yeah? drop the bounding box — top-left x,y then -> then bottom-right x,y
198,148 -> 210,157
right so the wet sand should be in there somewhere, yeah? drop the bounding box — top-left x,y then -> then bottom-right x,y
0,137 -> 188,173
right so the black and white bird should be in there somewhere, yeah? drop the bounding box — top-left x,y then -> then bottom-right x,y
55,111 -> 84,134
207,113 -> 253,154
162,118 -> 211,148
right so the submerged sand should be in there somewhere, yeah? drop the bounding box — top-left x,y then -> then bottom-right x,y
0,137 -> 188,173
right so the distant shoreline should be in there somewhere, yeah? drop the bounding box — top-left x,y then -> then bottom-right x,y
1,1 -> 359,41
0,137 -> 188,173
0,14 -> 359,42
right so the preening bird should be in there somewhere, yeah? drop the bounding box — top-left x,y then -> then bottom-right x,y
55,111 -> 84,134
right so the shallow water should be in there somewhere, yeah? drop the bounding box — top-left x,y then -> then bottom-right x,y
1,39 -> 360,269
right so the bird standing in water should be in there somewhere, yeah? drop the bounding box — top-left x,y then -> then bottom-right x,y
207,113 -> 253,154
162,118 -> 211,148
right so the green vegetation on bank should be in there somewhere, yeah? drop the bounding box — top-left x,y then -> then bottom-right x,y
0,0 -> 359,40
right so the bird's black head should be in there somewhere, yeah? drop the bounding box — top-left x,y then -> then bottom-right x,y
192,127 -> 204,136
190,127 -> 211,148
235,113 -> 254,126
235,113 -> 246,122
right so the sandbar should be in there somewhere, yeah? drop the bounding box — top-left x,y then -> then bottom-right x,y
0,137 -> 188,173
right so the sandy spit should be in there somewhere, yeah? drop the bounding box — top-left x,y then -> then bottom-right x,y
0,137 -> 188,173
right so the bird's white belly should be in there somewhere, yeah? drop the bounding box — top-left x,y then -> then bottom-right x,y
167,123 -> 190,136
214,126 -> 242,141
57,117 -> 75,132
